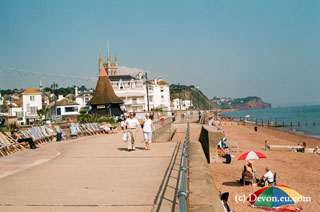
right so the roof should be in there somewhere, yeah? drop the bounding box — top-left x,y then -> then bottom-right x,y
55,99 -> 79,106
144,79 -> 169,86
109,75 -> 137,81
11,101 -> 20,106
22,88 -> 41,94
157,80 -> 169,85
88,65 -> 123,105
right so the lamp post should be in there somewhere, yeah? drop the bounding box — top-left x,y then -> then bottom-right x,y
145,73 -> 150,111
196,85 -> 200,110
51,82 -> 58,115
178,83 -> 181,110
196,85 -> 200,122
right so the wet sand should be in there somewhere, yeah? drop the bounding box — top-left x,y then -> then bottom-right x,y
209,121 -> 320,212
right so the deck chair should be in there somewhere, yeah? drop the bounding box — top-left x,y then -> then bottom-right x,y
74,123 -> 87,136
33,126 -> 50,142
4,132 -> 26,150
40,126 -> 55,141
90,123 -> 103,134
0,132 -> 14,156
81,124 -> 94,135
0,132 -> 24,155
85,123 -> 97,134
29,128 -> 45,144
6,132 -> 29,149
70,126 -> 77,139
55,126 -> 69,140
241,166 -> 255,186
70,123 -> 83,137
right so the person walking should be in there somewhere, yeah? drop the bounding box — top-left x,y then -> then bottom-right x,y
142,113 -> 156,150
125,112 -> 140,151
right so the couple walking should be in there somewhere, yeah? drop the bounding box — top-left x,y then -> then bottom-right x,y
123,112 -> 156,151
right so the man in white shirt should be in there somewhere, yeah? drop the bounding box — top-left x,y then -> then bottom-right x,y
259,167 -> 274,186
125,112 -> 140,151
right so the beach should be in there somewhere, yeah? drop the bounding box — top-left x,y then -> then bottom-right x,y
209,121 -> 320,212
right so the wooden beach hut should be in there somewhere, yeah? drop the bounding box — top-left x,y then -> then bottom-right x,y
88,63 -> 123,116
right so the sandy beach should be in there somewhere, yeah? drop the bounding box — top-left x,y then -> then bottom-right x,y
209,121 -> 320,212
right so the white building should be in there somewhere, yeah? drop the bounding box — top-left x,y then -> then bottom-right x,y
20,88 -> 42,125
172,99 -> 193,111
109,74 -> 146,112
75,87 -> 93,109
53,99 -> 80,116
145,78 -> 171,112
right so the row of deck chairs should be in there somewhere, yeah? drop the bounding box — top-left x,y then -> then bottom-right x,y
63,123 -> 107,139
20,125 -> 56,145
0,122 -> 110,157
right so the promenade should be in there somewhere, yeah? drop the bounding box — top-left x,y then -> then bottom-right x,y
0,131 -> 178,212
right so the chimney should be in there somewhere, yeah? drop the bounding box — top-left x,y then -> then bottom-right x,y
58,95 -> 64,101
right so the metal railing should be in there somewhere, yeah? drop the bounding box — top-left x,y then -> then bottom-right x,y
177,123 -> 190,211
153,117 -> 172,131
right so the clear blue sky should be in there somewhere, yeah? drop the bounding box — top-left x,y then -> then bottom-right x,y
0,0 -> 319,106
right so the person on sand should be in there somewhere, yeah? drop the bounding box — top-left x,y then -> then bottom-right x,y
141,113 -> 156,150
125,112 -> 140,152
217,137 -> 228,156
258,167 -> 274,186
314,146 -> 320,154
242,160 -> 256,185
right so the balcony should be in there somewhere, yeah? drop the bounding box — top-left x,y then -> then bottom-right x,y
125,100 -> 145,106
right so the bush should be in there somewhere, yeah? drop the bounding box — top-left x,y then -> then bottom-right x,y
98,117 -> 115,124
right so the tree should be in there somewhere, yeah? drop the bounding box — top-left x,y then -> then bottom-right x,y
37,108 -> 49,120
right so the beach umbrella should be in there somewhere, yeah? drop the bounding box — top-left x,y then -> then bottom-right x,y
238,151 -> 267,160
247,185 -> 304,209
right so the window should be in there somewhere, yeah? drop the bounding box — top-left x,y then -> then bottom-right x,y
30,96 -> 35,101
132,106 -> 137,112
161,95 -> 164,102
149,96 -> 153,102
132,97 -> 137,104
160,87 -> 164,92
26,104 -> 30,112
30,106 -> 37,114
65,107 -> 77,112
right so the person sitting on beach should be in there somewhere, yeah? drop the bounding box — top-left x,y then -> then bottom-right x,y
11,131 -> 38,149
258,167 -> 274,186
242,160 -> 256,185
104,122 -> 117,133
313,146 -> 320,154
218,137 -> 227,149
98,123 -> 111,134
47,124 -> 57,136
217,137 -> 228,156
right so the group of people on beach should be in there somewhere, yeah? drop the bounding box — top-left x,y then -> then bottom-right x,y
120,112 -> 156,151
217,137 -> 275,187
242,160 -> 275,186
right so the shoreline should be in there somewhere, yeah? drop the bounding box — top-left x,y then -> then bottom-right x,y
210,121 -> 320,212
224,120 -> 320,145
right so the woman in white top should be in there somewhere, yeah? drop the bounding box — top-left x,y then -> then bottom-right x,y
142,113 -> 156,150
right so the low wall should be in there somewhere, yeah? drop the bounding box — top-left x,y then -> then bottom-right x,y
188,141 -> 225,212
198,125 -> 224,163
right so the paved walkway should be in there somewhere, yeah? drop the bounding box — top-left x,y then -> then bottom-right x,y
0,131 -> 177,212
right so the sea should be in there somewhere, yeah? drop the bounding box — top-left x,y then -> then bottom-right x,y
220,105 -> 320,138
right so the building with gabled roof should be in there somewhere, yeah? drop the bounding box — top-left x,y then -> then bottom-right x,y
19,87 -> 42,125
88,57 -> 123,116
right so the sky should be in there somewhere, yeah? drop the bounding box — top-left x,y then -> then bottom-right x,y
0,0 -> 319,106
